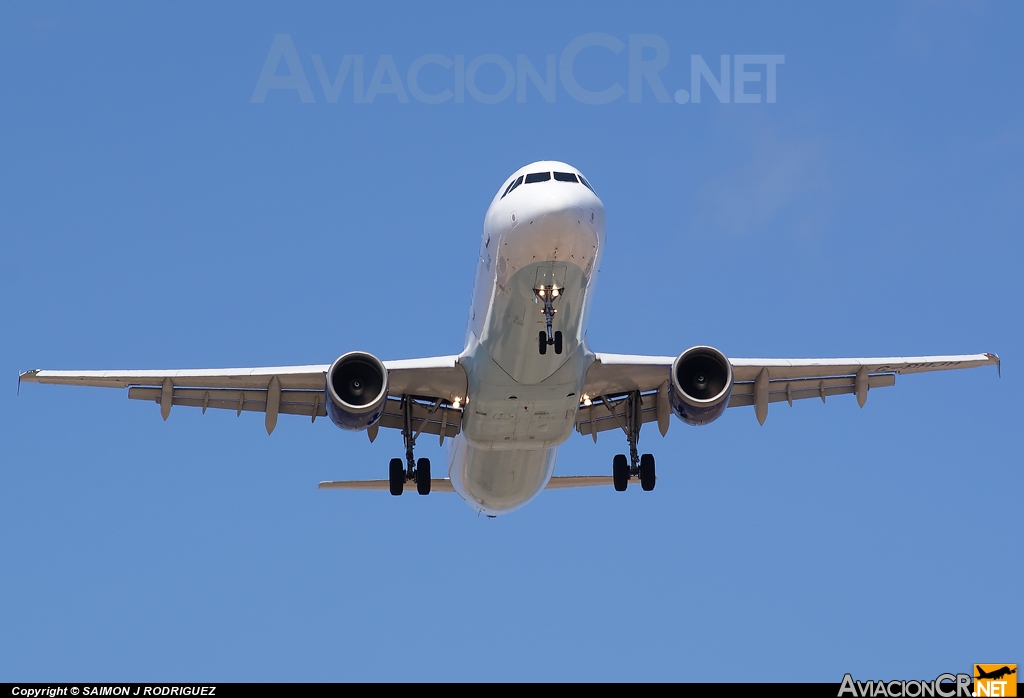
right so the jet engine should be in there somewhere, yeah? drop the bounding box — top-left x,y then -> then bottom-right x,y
325,351 -> 389,431
669,346 -> 734,426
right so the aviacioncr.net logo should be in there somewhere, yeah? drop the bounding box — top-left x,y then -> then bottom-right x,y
974,665 -> 1017,697
838,673 -> 973,698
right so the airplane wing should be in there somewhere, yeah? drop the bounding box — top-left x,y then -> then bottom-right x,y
577,352 -> 1000,437
18,355 -> 467,437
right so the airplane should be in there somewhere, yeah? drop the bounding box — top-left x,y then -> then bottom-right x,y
19,160 -> 1000,516
976,666 -> 1016,681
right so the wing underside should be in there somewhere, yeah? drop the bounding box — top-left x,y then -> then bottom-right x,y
19,355 -> 467,438
576,352 -> 999,437
19,351 -> 998,441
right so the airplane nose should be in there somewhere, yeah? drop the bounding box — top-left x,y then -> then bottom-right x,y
516,181 -> 598,234
523,185 -> 592,221
496,177 -> 604,271
531,203 -> 583,228
506,196 -> 599,270
517,202 -> 590,245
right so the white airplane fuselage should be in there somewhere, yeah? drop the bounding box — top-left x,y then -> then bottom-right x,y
447,161 -> 606,515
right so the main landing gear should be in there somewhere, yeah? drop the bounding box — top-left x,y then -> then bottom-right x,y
536,285 -> 563,355
611,391 -> 656,492
388,395 -> 431,496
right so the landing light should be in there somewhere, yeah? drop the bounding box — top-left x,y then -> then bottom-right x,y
452,398 -> 461,409
582,395 -> 592,406
538,289 -> 545,296
552,288 -> 560,297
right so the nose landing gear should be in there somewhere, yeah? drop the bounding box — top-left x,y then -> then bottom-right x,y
536,286 -> 563,355
539,330 -> 563,355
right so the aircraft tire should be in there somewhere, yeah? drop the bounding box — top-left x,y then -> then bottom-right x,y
613,454 -> 629,491
539,330 -> 547,355
554,331 -> 563,355
640,453 -> 656,491
389,458 -> 404,496
416,458 -> 431,495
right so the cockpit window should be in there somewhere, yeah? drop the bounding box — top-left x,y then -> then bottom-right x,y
501,175 -> 523,199
507,170 -> 594,194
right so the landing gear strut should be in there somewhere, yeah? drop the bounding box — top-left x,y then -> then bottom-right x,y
536,286 -> 563,355
611,391 -> 656,492
390,395 -> 431,496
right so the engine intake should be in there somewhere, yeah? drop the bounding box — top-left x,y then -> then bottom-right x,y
669,346 -> 733,426
325,351 -> 389,431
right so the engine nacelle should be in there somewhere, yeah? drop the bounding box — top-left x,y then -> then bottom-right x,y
669,346 -> 734,426
325,351 -> 389,431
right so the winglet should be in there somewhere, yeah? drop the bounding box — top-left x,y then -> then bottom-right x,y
987,353 -> 1001,378
17,369 -> 38,395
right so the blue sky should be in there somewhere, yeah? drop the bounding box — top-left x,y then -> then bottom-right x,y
1,2 -> 1020,682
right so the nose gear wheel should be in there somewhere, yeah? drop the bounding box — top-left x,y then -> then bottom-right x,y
535,285 -> 563,355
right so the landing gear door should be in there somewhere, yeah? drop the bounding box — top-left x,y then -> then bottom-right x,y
535,263 -> 567,289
